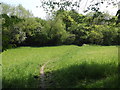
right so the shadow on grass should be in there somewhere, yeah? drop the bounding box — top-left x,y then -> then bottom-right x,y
2,61 -> 119,88
2,74 -> 40,88
45,62 -> 119,88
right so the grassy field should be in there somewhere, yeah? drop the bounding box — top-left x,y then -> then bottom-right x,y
2,45 -> 119,88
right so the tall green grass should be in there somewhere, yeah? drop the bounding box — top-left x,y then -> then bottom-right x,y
2,45 -> 118,88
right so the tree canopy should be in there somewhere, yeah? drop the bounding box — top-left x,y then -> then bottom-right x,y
1,2 -> 120,51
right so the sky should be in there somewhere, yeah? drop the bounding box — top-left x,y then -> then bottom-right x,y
1,0 -> 119,19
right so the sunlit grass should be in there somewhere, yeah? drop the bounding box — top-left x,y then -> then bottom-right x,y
2,45 -> 118,88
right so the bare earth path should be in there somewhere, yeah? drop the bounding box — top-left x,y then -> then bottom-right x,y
40,61 -> 49,88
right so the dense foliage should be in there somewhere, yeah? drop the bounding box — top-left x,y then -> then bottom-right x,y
1,3 -> 120,51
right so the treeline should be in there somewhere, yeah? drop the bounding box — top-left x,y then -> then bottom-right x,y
1,3 -> 120,51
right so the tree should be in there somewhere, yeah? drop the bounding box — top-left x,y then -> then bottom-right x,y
69,9 -> 85,23
86,12 -> 114,25
1,14 -> 23,50
88,25 -> 103,45
15,4 -> 33,18
43,16 -> 73,45
1,3 -> 33,18
116,9 -> 120,25
41,0 -> 81,14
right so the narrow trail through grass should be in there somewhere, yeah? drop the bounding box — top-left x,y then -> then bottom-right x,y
40,61 -> 49,88
39,47 -> 79,88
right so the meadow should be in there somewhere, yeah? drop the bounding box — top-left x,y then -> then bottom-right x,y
2,45 -> 119,88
